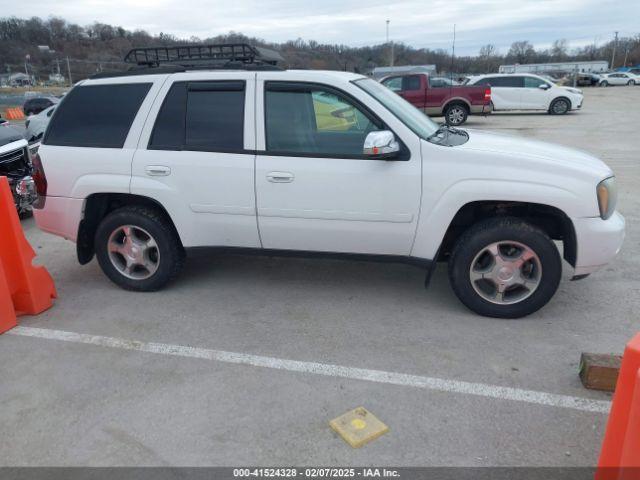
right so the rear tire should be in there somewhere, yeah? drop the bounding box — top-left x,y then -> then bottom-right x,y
448,217 -> 562,318
549,98 -> 570,115
628,80 -> 634,86
444,103 -> 469,126
95,206 -> 185,291
18,207 -> 33,219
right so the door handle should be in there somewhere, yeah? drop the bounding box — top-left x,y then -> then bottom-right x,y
266,172 -> 294,183
145,165 -> 171,176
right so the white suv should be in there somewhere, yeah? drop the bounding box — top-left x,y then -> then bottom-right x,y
33,45 -> 625,318
466,73 -> 584,114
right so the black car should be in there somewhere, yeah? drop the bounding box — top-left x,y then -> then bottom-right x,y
23,96 -> 59,116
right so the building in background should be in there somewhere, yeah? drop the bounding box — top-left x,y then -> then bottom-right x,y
47,73 -> 66,85
499,61 -> 609,74
370,64 -> 436,80
0,72 -> 34,87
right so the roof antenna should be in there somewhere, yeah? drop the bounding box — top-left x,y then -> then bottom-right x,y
447,24 -> 456,126
450,24 -> 456,98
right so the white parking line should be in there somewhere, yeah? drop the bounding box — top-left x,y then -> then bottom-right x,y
8,326 -> 611,414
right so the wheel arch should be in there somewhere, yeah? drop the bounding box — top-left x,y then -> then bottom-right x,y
77,193 -> 183,265
435,200 -> 577,267
442,98 -> 471,114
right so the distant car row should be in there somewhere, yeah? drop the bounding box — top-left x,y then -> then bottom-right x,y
380,72 -> 587,124
598,72 -> 640,86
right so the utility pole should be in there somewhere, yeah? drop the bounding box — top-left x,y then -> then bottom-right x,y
611,31 -> 619,69
386,19 -> 394,67
24,54 -> 30,89
66,56 -> 73,86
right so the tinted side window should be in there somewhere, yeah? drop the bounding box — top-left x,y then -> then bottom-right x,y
402,75 -> 421,91
45,83 -> 151,148
524,77 -> 545,88
149,81 -> 245,151
265,83 -> 380,157
473,77 -> 494,86
478,76 -> 523,87
149,83 -> 187,149
507,77 -> 525,87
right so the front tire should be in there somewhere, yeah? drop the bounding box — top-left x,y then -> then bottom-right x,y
448,218 -> 562,318
95,206 -> 185,291
600,81 -> 609,87
444,103 -> 469,126
549,98 -> 570,115
628,80 -> 634,86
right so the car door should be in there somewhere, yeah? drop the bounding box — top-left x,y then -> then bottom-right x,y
424,77 -> 451,114
254,75 -> 422,255
381,75 -> 425,110
477,76 -> 523,110
131,71 -> 260,248
520,76 -> 552,110
611,74 -> 625,85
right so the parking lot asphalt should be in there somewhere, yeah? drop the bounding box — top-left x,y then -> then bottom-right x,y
1,86 -> 639,466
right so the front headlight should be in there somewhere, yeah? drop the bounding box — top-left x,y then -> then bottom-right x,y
597,176 -> 617,220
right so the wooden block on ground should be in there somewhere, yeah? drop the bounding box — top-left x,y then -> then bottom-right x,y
329,407 -> 389,448
579,353 -> 622,392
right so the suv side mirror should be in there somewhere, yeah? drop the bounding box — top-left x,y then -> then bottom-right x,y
363,130 -> 400,158
538,84 -> 550,90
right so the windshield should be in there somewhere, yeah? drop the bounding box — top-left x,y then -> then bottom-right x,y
353,78 -> 439,139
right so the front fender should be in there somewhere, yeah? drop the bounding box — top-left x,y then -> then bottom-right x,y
411,179 -> 581,259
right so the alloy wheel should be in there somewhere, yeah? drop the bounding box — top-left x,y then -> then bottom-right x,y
469,240 -> 542,305
552,100 -> 569,114
447,107 -> 466,125
107,225 -> 160,280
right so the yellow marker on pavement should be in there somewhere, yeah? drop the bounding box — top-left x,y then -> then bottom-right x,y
329,407 -> 389,448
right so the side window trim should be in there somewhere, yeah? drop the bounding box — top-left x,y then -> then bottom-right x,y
262,80 -> 409,161
148,79 -> 248,153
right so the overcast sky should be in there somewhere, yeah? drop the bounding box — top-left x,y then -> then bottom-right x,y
5,0 -> 639,55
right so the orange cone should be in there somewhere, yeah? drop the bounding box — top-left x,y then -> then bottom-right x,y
0,260 -> 18,334
618,369 -> 640,480
0,176 -> 56,333
597,333 -> 640,480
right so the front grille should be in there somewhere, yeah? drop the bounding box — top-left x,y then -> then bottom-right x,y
0,146 -> 30,179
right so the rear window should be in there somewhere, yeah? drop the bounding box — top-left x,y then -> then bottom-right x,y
149,81 -> 245,151
45,83 -> 151,148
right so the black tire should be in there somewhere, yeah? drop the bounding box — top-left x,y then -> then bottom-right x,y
627,80 -> 634,86
448,217 -> 562,319
549,98 -> 570,115
18,207 -> 33,219
444,103 -> 469,126
94,205 -> 185,291
600,81 -> 609,87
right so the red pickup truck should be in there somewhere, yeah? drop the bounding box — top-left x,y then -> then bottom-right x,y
380,73 -> 492,126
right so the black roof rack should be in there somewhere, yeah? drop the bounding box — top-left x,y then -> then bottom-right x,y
89,43 -> 284,79
124,43 -> 283,68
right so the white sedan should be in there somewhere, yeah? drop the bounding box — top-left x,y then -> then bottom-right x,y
599,72 -> 639,86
